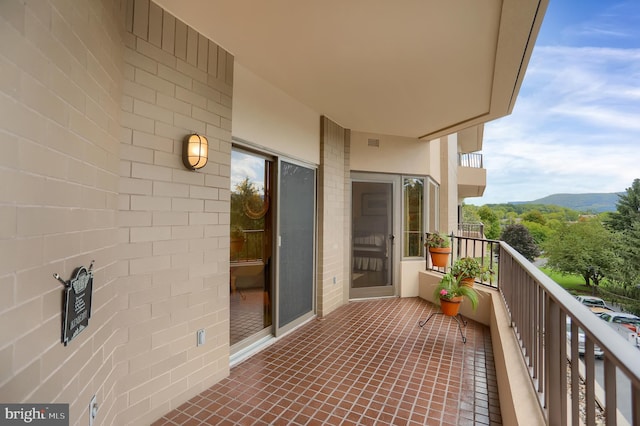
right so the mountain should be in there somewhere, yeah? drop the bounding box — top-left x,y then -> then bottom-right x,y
512,192 -> 622,213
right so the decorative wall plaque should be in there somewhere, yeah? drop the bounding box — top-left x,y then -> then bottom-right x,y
53,261 -> 94,346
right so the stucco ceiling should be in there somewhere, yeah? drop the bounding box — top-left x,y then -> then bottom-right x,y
154,0 -> 547,139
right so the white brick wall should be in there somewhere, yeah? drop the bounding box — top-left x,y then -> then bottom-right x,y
0,1 -> 123,425
117,0 -> 232,424
0,0 -> 233,424
317,117 -> 349,317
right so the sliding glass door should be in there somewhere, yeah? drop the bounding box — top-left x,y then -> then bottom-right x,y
229,149 -> 273,349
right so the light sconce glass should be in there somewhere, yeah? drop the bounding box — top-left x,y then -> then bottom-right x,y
183,133 -> 208,170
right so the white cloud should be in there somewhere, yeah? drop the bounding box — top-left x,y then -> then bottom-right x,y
473,35 -> 640,205
231,151 -> 265,192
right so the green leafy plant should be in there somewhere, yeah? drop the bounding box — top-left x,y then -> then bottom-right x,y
451,257 -> 491,281
433,273 -> 479,310
425,232 -> 450,249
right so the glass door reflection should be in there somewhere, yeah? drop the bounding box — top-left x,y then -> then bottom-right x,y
230,149 -> 273,347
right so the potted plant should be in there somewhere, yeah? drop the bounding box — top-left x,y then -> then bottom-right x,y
451,257 -> 491,287
230,225 -> 245,257
433,273 -> 479,316
425,231 -> 451,268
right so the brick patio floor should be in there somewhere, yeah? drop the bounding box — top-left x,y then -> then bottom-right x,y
153,297 -> 501,425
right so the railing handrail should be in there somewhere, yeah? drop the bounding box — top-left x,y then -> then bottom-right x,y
499,241 -> 640,425
500,242 -> 640,380
425,231 -> 500,288
458,152 -> 483,168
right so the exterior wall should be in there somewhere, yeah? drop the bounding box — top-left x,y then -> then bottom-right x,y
317,117 -> 349,317
342,134 -> 352,303
0,0 -> 235,424
438,134 -> 459,234
400,261 -> 424,297
0,0 -> 124,424
233,63 -> 320,165
117,1 -> 232,424
446,134 -> 460,232
350,131 -> 430,175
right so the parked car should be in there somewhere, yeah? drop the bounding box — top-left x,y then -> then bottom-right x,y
566,317 -> 604,358
596,311 -> 640,332
589,306 -> 614,315
595,311 -> 640,349
576,295 -> 609,309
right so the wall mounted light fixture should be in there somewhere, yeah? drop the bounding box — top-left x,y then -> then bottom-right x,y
183,133 -> 208,170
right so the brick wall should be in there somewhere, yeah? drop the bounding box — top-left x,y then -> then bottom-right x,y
318,117 -> 349,317
0,0 -> 234,424
0,0 -> 124,424
117,0 -> 233,424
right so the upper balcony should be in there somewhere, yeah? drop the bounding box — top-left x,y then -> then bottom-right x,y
458,152 -> 487,197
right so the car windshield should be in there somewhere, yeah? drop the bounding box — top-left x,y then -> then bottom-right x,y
614,316 -> 640,327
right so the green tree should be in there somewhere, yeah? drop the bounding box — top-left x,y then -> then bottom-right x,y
231,177 -> 265,230
478,206 -> 501,239
522,210 -> 546,225
522,221 -> 552,245
462,203 -> 481,223
608,221 -> 640,288
500,224 -> 540,261
505,212 -> 518,225
606,178 -> 640,232
543,220 -> 620,290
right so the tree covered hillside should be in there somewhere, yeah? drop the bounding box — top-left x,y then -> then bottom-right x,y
512,192 -> 622,213
463,179 -> 640,315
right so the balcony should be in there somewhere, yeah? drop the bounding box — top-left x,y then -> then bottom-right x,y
458,153 -> 487,198
158,235 -> 639,425
155,297 -> 501,425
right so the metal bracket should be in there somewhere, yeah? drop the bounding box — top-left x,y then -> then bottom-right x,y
53,260 -> 94,288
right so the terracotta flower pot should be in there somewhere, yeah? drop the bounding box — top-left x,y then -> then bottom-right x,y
460,277 -> 475,288
440,296 -> 462,316
230,237 -> 244,257
429,247 -> 451,268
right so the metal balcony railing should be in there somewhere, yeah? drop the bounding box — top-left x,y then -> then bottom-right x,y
458,152 -> 484,168
458,222 -> 485,238
500,243 -> 640,425
230,229 -> 264,263
426,232 -> 640,424
425,232 -> 499,288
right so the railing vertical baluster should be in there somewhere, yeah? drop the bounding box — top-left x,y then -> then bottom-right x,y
538,286 -> 545,394
559,311 -> 567,426
529,275 -> 536,380
585,339 -> 596,425
570,321 -> 580,426
633,384 -> 639,426
604,358 -> 617,426
548,295 -> 565,422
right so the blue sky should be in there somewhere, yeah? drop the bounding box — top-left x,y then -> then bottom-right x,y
469,0 -> 640,205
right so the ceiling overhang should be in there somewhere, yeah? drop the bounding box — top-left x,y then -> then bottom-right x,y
154,0 -> 548,139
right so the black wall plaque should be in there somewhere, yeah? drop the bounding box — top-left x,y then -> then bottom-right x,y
54,261 -> 94,346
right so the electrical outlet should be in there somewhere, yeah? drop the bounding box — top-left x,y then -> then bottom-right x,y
89,395 -> 98,426
197,329 -> 205,346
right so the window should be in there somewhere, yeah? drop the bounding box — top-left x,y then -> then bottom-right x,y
403,178 -> 424,257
